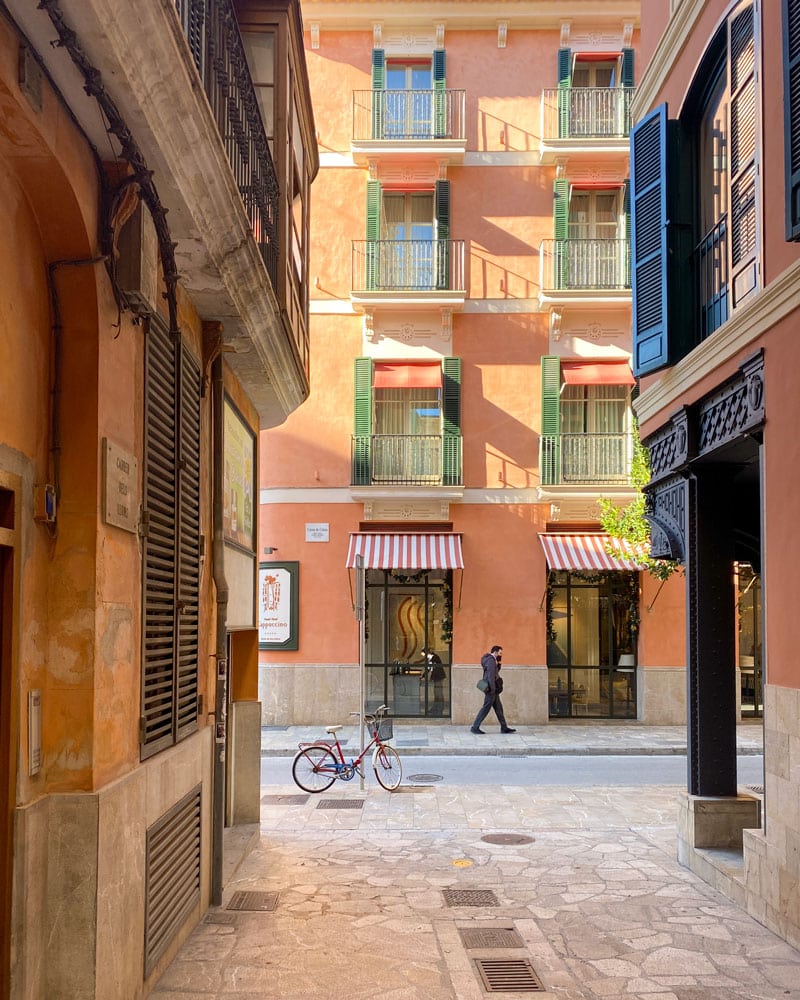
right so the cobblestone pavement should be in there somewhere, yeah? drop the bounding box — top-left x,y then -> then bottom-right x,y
151,724 -> 800,1000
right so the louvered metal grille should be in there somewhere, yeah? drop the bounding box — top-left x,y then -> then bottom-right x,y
141,322 -> 200,757
144,785 -> 202,977
475,958 -> 544,992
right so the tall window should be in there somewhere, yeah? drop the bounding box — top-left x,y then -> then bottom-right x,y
380,192 -> 434,288
140,319 -> 201,759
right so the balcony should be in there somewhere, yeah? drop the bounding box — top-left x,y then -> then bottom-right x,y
352,435 -> 463,487
351,89 -> 466,164
539,239 -> 631,306
539,87 -> 635,163
351,240 -> 466,312
539,433 -> 634,487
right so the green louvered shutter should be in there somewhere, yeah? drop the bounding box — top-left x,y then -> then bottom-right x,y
442,357 -> 461,485
353,358 -> 372,485
372,49 -> 385,139
557,48 -> 572,138
784,0 -> 800,238
366,180 -> 381,290
623,178 -> 631,287
621,48 -> 634,86
729,5 -> 757,309
435,179 -> 451,290
553,178 -> 569,289
621,48 -> 634,134
433,48 -> 447,138
540,356 -> 561,485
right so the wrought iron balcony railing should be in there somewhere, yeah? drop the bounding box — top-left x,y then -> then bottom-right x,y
541,87 -> 635,140
540,239 -> 631,292
352,434 -> 462,487
540,433 -> 634,486
353,89 -> 466,142
693,215 -> 729,341
352,240 -> 465,293
174,0 -> 279,289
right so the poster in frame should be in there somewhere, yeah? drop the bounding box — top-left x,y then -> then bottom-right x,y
223,397 -> 256,552
259,561 -> 299,650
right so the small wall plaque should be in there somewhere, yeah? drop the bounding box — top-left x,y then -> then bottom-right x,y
103,438 -> 139,534
305,523 -> 329,542
28,690 -> 41,776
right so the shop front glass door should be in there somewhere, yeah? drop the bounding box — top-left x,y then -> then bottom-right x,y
364,569 -> 451,717
737,563 -> 762,718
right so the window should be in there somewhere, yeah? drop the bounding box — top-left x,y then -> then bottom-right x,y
630,1 -> 757,375
372,48 -> 446,139
242,31 -> 275,154
353,358 -> 461,486
140,319 -> 201,759
557,48 -> 634,138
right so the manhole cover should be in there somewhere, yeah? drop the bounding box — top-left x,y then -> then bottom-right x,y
443,889 -> 499,908
481,833 -> 534,846
475,958 -> 544,992
459,927 -> 524,949
261,794 -> 310,805
407,773 -> 443,782
226,891 -> 278,912
316,799 -> 365,810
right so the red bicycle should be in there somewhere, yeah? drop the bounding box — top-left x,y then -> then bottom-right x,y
291,705 -> 403,792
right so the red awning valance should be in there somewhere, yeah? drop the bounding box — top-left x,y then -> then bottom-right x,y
539,533 -> 646,572
561,361 -> 635,386
575,52 -> 622,61
346,533 -> 464,570
373,363 -> 442,390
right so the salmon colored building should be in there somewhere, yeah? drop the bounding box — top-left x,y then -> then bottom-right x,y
259,0 -> 690,729
631,0 -> 799,951
0,0 -> 316,995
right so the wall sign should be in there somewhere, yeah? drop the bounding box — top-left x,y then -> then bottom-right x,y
103,438 -> 138,534
223,398 -> 256,551
259,561 -> 299,650
305,522 -> 329,542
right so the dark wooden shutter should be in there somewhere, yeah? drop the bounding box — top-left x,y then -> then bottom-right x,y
540,356 -> 561,485
433,48 -> 447,138
371,48 -> 385,139
784,0 -> 800,238
435,179 -> 451,290
176,345 -> 201,742
353,358 -> 372,485
366,180 -> 381,290
142,319 -> 178,758
442,357 -> 461,486
557,48 -> 572,138
729,5 -> 757,306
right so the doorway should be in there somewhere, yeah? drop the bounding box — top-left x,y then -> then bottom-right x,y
364,569 -> 452,718
0,540 -> 14,997
737,563 -> 762,718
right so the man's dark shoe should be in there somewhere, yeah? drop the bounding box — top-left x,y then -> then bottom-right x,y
500,727 -> 517,733
470,727 -> 486,734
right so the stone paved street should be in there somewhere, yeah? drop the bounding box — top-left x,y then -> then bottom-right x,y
150,724 -> 800,1000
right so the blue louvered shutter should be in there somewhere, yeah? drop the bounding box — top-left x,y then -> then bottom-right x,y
372,49 -> 385,139
784,0 -> 800,238
353,358 -> 372,485
442,357 -> 461,486
433,49 -> 447,138
630,105 -> 672,375
557,48 -> 572,138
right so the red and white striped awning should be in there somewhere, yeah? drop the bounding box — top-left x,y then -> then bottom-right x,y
539,533 -> 646,572
346,533 -> 464,570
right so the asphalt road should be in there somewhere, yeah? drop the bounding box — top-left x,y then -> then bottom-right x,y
263,753 -> 765,788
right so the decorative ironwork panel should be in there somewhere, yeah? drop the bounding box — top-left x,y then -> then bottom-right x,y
697,350 -> 764,456
644,475 -> 687,561
644,407 -> 690,483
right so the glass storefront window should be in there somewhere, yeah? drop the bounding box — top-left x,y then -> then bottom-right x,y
547,570 -> 638,718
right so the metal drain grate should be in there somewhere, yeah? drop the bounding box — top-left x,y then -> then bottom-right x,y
475,958 -> 544,992
407,773 -> 443,782
204,911 -> 238,926
747,784 -> 764,794
261,794 -> 310,805
444,889 -> 499,908
226,891 -> 278,912
459,927 -> 524,949
316,799 -> 365,810
481,833 -> 534,846
397,740 -> 429,747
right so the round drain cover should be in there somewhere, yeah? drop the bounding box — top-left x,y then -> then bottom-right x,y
481,833 -> 534,845
407,773 -> 443,782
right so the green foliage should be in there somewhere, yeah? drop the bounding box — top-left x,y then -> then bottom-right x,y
599,432 -> 681,582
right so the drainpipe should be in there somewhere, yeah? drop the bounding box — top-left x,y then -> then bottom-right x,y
211,353 -> 228,906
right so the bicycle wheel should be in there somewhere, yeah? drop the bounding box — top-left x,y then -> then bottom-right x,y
372,744 -> 402,791
292,746 -> 337,793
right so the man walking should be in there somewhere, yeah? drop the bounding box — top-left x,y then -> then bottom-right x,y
470,644 -> 516,734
